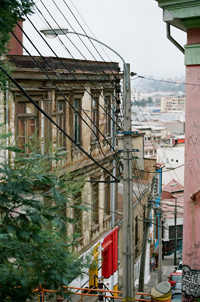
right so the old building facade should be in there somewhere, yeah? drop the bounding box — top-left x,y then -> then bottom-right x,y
3,53 -> 121,292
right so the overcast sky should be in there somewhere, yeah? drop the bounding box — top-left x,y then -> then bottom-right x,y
23,0 -> 186,80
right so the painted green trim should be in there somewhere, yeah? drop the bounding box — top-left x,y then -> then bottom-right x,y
185,44 -> 200,65
167,5 -> 200,20
156,0 -> 198,8
156,0 -> 200,30
181,18 -> 200,29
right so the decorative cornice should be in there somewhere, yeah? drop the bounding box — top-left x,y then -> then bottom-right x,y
156,0 -> 198,8
185,43 -> 200,65
156,0 -> 200,30
181,18 -> 200,29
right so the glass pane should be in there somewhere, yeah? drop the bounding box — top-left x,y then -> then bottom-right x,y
58,101 -> 64,112
92,98 -> 96,108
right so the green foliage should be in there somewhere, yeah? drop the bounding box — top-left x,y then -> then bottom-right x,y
0,60 -> 15,91
134,98 -> 147,107
133,97 -> 154,107
0,129 -> 90,301
147,97 -> 153,104
0,0 -> 34,55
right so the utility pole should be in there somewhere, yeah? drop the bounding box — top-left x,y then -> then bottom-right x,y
122,63 -> 135,302
158,207 -> 162,283
138,178 -> 155,292
174,198 -> 177,266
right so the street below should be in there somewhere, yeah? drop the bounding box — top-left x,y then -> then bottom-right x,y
136,258 -> 176,294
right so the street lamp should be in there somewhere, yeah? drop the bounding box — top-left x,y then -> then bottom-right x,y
40,28 -> 129,92
40,27 -> 134,302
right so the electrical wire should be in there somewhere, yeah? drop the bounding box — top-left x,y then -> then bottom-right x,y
38,0 -> 118,117
31,4 -> 119,126
134,164 -> 184,173
13,25 -> 119,163
23,16 -> 121,162
132,96 -> 184,191
50,0 -> 119,90
60,0 -> 120,81
0,64 -> 120,183
132,74 -> 198,87
68,0 -> 113,63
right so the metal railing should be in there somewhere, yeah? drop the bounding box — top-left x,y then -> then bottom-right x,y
30,286 -> 151,302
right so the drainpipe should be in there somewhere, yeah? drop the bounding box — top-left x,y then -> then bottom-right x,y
166,23 -> 185,54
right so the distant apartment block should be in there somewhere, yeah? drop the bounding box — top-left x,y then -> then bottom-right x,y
161,96 -> 185,112
132,89 -> 142,103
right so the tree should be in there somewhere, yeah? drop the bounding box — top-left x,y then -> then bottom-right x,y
0,0 -> 34,55
147,97 -> 153,104
0,133 -> 90,302
140,99 -> 147,107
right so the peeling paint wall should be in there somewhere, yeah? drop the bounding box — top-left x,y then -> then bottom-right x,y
7,55 -> 120,257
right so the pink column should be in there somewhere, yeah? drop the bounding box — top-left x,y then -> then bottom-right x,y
183,27 -> 200,300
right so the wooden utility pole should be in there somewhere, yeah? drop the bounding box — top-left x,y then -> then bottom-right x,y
138,178 -> 155,292
174,198 -> 177,266
158,207 -> 162,283
122,63 -> 135,302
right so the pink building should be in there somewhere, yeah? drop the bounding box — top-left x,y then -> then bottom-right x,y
156,1 -> 200,300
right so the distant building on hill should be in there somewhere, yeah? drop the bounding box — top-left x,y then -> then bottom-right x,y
161,96 -> 185,112
131,89 -> 142,103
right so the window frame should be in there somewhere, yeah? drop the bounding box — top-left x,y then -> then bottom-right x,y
17,99 -> 39,153
91,96 -> 99,140
104,95 -> 111,137
104,176 -> 111,216
91,181 -> 99,224
52,99 -> 66,151
73,191 -> 82,236
73,98 -> 82,146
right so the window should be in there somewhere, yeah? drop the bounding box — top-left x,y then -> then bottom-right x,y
170,275 -> 182,282
104,96 -> 111,136
53,100 -> 66,149
74,99 -> 81,145
148,137 -> 151,140
74,192 -> 82,235
18,101 -> 38,153
104,176 -> 111,215
171,159 -> 174,162
150,150 -> 153,155
169,225 -> 183,239
92,97 -> 99,140
92,182 -> 99,223
176,160 -> 179,163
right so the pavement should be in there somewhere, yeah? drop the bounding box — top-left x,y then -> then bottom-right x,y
135,258 -> 177,294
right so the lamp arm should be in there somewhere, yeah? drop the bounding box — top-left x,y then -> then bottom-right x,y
67,31 -> 129,92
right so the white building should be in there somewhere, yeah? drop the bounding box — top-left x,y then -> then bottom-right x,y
132,110 -> 185,123
132,89 -> 142,103
157,147 -> 184,186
